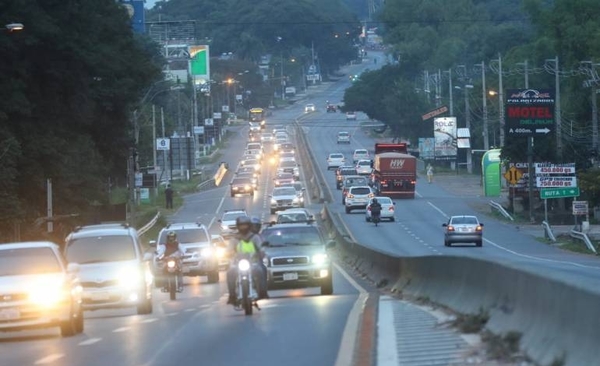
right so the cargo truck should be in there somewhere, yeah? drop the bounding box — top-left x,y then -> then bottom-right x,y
370,143 -> 417,198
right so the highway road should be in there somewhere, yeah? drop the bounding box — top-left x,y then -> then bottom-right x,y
0,76 -> 373,365
298,55 -> 600,292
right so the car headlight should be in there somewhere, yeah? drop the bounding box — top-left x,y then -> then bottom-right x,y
293,197 -> 300,203
244,185 -> 251,190
312,253 -> 328,265
254,164 -> 260,170
216,247 -> 227,258
28,278 -> 66,306
271,198 -> 277,204
221,224 -> 228,231
262,257 -> 269,267
201,248 -> 213,258
238,259 -> 251,271
118,267 -> 143,289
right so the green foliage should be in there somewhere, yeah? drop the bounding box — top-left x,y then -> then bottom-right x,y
0,1 -> 162,228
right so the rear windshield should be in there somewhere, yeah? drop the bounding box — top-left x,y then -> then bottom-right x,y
280,161 -> 296,167
358,161 -> 371,166
232,178 -> 252,184
345,177 -> 368,185
341,169 -> 357,175
159,229 -> 208,245
451,217 -> 479,225
351,187 -> 371,195
338,132 -> 349,137
355,150 -> 367,154
373,197 -> 392,204
330,154 -> 344,159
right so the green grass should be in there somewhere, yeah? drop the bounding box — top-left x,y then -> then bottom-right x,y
539,234 -> 598,255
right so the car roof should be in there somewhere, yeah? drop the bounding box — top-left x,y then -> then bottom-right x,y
354,149 -> 368,153
338,131 -> 349,134
160,222 -> 208,231
345,175 -> 366,179
263,222 -> 320,230
357,159 -> 371,163
349,185 -> 371,190
450,215 -> 479,220
329,153 -> 344,156
0,241 -> 59,251
67,226 -> 137,239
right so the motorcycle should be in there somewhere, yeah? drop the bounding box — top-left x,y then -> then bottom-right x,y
159,256 -> 182,300
372,212 -> 381,227
234,258 -> 260,315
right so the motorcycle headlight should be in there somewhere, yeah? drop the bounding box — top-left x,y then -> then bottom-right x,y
118,267 -> 143,288
201,248 -> 213,258
312,253 -> 328,265
28,278 -> 66,306
167,260 -> 176,269
238,259 -> 251,271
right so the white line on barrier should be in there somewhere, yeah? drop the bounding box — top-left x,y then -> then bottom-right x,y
333,262 -> 368,366
377,296 -> 399,366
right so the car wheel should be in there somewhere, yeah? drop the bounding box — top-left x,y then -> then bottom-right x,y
476,240 -> 483,247
444,241 -> 450,247
207,270 -> 219,284
137,295 -> 153,315
321,277 -> 333,295
345,207 -> 351,214
60,311 -> 77,337
75,307 -> 84,334
390,217 -> 395,222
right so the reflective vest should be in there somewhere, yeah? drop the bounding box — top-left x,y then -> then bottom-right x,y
237,239 -> 256,254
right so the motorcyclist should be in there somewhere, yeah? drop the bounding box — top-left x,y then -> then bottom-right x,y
156,231 -> 184,292
370,198 -> 382,222
226,216 -> 268,304
250,216 -> 269,299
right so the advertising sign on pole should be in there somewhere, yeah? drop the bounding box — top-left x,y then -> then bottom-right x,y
204,118 -> 214,126
222,105 -> 229,112
422,106 -> 449,121
156,138 -> 170,151
418,138 -> 435,160
536,176 -> 577,188
433,117 -> 457,160
572,201 -> 589,215
482,149 -> 501,197
534,163 -> 576,175
134,173 -> 143,187
193,126 -> 204,135
213,112 -> 222,119
505,89 -> 555,137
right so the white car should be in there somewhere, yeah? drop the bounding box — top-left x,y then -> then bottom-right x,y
327,153 -> 346,170
366,196 -> 395,222
277,160 -> 300,180
249,122 -> 261,132
352,149 -> 370,163
275,208 -> 314,223
355,159 -> 372,175
346,112 -> 357,120
305,103 -> 316,113
337,131 -> 350,144
218,209 -> 248,238
270,186 -> 302,214
0,242 -> 84,337
261,133 -> 273,143
344,186 -> 374,213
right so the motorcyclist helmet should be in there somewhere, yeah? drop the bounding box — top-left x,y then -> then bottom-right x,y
372,198 -> 378,204
250,216 -> 262,234
166,231 -> 177,244
236,215 -> 252,235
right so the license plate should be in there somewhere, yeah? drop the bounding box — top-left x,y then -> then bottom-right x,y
283,272 -> 298,281
0,308 -> 20,320
182,266 -> 191,273
90,292 -> 110,301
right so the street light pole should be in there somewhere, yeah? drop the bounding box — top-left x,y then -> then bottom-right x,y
497,54 -> 505,147
477,61 -> 490,151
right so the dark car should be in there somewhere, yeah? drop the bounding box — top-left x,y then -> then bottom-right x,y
230,177 -> 254,197
335,166 -> 358,190
326,105 -> 336,113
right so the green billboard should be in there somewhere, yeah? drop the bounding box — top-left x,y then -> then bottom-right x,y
189,45 -> 210,79
482,149 -> 501,197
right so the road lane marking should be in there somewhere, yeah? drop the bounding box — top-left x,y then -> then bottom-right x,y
184,308 -> 196,312
209,196 -> 226,230
165,312 -> 178,316
141,318 -> 158,323
198,304 -> 211,309
35,354 -> 65,364
428,199 -> 600,268
333,262 -> 368,366
112,327 -> 130,333
376,296 -> 399,366
78,338 -> 102,346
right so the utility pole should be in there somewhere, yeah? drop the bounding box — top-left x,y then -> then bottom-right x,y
447,68 -> 453,115
161,107 -> 168,182
465,85 -> 473,173
46,179 -> 53,233
581,61 -> 600,151
497,54 -> 505,147
281,53 -> 285,101
546,56 -> 562,159
152,105 -> 157,197
478,61 -> 490,151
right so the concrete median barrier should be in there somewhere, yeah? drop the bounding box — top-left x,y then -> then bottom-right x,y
320,204 -> 600,366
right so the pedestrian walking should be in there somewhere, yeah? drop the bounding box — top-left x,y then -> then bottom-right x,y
165,184 -> 174,209
426,164 -> 434,184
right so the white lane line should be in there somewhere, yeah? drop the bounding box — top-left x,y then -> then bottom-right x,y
165,312 -> 178,316
184,308 -> 196,312
427,201 -> 449,219
428,199 -> 600,269
333,262 -> 369,366
377,296 -> 399,366
141,318 -> 158,323
112,327 -> 130,333
198,304 -> 211,309
415,190 -> 423,198
35,354 -> 65,364
78,338 -> 102,346
209,196 -> 226,230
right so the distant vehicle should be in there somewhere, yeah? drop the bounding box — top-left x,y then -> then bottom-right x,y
0,242 -> 84,337
371,143 -> 416,199
274,172 -> 294,186
346,112 -> 357,120
443,215 -> 484,247
249,108 -> 266,128
275,208 -> 314,224
344,186 -> 374,213
327,153 -> 346,169
335,166 -> 358,189
326,105 -> 336,113
230,177 -> 255,197
279,181 -> 306,207
352,149 -> 370,164
355,159 -> 372,175
341,175 -> 369,204
249,122 -> 261,132
277,160 -> 300,180
218,209 -> 248,238
261,133 -> 274,143
366,196 -> 395,222
305,103 -> 316,113
337,131 -> 350,144
270,186 -> 302,214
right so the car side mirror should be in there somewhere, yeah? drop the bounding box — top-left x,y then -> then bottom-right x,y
262,241 -> 270,247
442,223 -> 448,227
326,240 -> 336,249
67,263 -> 80,273
393,202 -> 396,205
149,240 -> 157,247
479,223 -> 484,226
217,219 -> 222,223
143,252 -> 153,261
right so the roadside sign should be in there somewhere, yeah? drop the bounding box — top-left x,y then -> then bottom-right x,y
193,126 -> 204,135
204,118 -> 214,126
222,105 -> 229,112
213,112 -> 222,119
572,201 -> 589,215
535,163 -> 575,175
504,166 -> 522,185
421,105 -> 448,121
134,173 -> 143,187
536,176 -> 577,188
540,187 -> 580,199
156,138 -> 170,151
505,89 -> 555,137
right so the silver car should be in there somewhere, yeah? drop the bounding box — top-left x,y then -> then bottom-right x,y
443,215 -> 484,247
327,153 -> 346,169
270,186 -> 302,214
344,186 -> 374,213
365,196 -> 395,222
218,209 -> 248,238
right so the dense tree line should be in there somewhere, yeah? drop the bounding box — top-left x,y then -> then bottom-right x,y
0,1 -> 162,239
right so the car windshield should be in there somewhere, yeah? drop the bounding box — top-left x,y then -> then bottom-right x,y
277,213 -> 309,223
280,153 -> 294,158
158,229 -> 208,245
232,178 -> 252,184
0,247 -> 62,276
277,173 -> 293,179
262,226 -> 322,246
244,159 -> 258,165
451,217 -> 479,225
280,161 -> 295,167
222,212 -> 247,222
273,187 -> 296,196
351,187 -> 371,195
330,154 -> 343,159
66,235 -> 136,264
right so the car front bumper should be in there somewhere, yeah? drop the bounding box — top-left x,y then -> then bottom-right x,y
0,300 -> 72,332
267,264 -> 332,289
81,284 -> 148,310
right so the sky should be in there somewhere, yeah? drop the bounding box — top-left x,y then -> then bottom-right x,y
145,0 -> 157,9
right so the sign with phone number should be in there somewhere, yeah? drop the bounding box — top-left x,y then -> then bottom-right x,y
536,176 -> 577,188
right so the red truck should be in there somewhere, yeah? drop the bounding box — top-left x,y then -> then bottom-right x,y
371,143 -> 417,198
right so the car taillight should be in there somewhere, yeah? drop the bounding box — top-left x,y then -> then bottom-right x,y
447,225 -> 455,231
411,180 -> 416,185
389,206 -> 394,211
476,226 -> 483,231
368,193 -> 374,198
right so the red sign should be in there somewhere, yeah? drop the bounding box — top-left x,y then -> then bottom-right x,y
421,106 -> 448,121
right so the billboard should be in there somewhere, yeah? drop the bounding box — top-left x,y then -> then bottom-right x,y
433,117 -> 457,160
505,89 -> 554,137
119,0 -> 145,34
418,138 -> 435,160
189,45 -> 210,92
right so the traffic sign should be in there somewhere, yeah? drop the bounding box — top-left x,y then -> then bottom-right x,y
505,89 -> 555,137
572,201 -> 589,215
504,166 -> 522,185
156,138 -> 170,151
540,187 -> 580,199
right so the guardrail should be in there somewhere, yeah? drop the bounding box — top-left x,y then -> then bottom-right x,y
541,221 -> 556,242
319,203 -> 600,366
570,228 -> 597,254
489,200 -> 514,221
213,162 -> 228,186
138,212 -> 160,236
